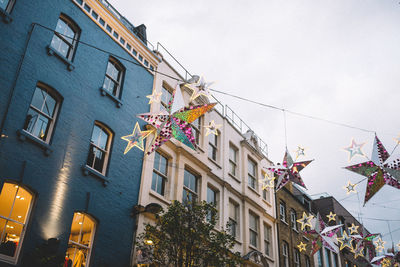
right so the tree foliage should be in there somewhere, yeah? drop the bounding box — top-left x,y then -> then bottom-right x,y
137,200 -> 243,267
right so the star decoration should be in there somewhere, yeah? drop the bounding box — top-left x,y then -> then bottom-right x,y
184,76 -> 213,101
297,242 -> 307,252
374,237 -> 386,252
304,213 -> 342,255
397,241 -> 400,250
343,138 -> 366,162
121,122 -> 153,153
351,240 -> 364,259
138,86 -> 216,155
337,231 -> 353,251
146,91 -> 162,104
259,172 -> 275,190
326,212 -> 336,222
296,212 -> 314,231
295,146 -> 306,160
348,223 -> 359,234
344,135 -> 400,205
204,120 -> 222,136
267,149 -> 313,191
394,134 -> 400,145
381,258 -> 391,267
343,181 -> 357,195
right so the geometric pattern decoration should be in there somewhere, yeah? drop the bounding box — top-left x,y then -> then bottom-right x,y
344,135 -> 400,205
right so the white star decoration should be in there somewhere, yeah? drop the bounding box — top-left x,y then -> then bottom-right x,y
184,76 -> 213,101
374,237 -> 385,252
343,138 -> 366,162
343,181 -> 357,194
146,91 -> 162,104
259,172 -> 275,190
204,120 -> 222,136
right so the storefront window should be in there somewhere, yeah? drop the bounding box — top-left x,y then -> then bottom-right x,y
0,182 -> 33,263
65,212 -> 96,267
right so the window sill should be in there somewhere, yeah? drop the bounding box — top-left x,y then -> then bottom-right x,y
228,173 -> 241,183
264,254 -> 274,262
248,185 -> 260,196
292,228 -> 299,234
46,45 -> 75,71
16,129 -> 52,156
280,219 -> 289,226
207,157 -> 222,169
248,244 -> 259,251
261,198 -> 272,207
82,165 -> 109,186
0,8 -> 12,23
99,87 -> 123,108
149,190 -> 170,205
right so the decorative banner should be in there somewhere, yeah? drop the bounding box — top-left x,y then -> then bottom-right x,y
121,122 -> 153,153
184,76 -> 214,101
138,86 -> 216,155
267,149 -> 313,191
344,135 -> 400,205
204,120 -> 222,136
343,138 -> 366,162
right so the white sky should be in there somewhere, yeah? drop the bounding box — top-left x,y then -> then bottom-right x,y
110,0 -> 400,251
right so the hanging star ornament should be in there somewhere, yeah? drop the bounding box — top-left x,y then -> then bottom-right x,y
204,120 -> 222,136
394,134 -> 400,145
184,76 -> 213,101
121,122 -> 153,153
348,223 -> 359,234
259,172 -> 275,190
295,146 -> 306,160
374,237 -> 386,253
138,85 -> 216,155
304,213 -> 342,255
296,212 -> 314,231
326,212 -> 336,222
146,91 -> 162,104
351,240 -> 364,259
397,241 -> 400,250
343,138 -> 366,162
344,135 -> 400,205
337,231 -> 353,251
266,149 -> 313,191
297,242 -> 307,252
343,181 -> 357,194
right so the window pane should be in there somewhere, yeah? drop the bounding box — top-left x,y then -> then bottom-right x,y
31,87 -> 46,110
50,35 -> 70,58
43,93 -> 56,117
154,152 -> 160,171
229,146 -> 236,162
161,87 -> 172,105
0,183 -> 18,218
160,155 -> 167,175
106,62 -> 119,81
0,219 -> 23,257
250,231 -> 257,247
98,129 -> 108,150
0,0 -> 10,10
10,187 -> 33,223
207,187 -> 216,205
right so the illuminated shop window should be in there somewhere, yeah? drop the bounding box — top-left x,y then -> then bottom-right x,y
65,213 -> 96,267
0,183 -> 33,264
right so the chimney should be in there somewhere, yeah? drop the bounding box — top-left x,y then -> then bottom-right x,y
134,24 -> 147,45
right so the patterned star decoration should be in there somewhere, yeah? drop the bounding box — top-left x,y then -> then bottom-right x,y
146,91 -> 162,104
138,86 -> 216,155
374,237 -> 386,252
296,212 -> 314,231
184,76 -> 213,101
326,212 -> 336,222
348,223 -> 359,234
351,240 -> 364,259
121,122 -> 153,153
344,138 -> 366,162
295,146 -> 306,160
297,242 -> 307,252
204,120 -> 222,136
337,231 -> 353,251
267,149 -> 313,191
343,181 -> 357,195
259,172 -> 275,190
344,135 -> 400,205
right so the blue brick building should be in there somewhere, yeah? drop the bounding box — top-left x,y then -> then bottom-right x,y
0,0 -> 159,266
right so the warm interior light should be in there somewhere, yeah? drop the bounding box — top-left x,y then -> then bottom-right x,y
17,216 -> 22,218
144,239 -> 153,245
78,222 -> 83,225
16,195 -> 20,199
20,197 -> 25,200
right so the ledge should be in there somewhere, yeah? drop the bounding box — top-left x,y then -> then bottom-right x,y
228,173 -> 241,183
0,8 -> 12,23
46,45 -> 75,71
207,157 -> 222,169
149,190 -> 170,205
248,185 -> 260,197
16,129 -> 52,156
81,165 -> 109,186
99,87 -> 123,108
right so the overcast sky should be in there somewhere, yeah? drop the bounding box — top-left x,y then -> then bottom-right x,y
110,0 -> 400,251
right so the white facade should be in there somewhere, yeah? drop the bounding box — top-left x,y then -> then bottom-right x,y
135,55 -> 279,266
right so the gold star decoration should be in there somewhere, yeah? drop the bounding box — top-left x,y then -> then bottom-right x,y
297,242 -> 307,252
337,231 -> 353,250
397,241 -> 400,250
394,134 -> 400,145
294,146 -> 306,160
348,223 -> 359,234
146,91 -> 162,104
121,122 -> 153,153
296,212 -> 314,231
259,172 -> 275,190
326,211 -> 336,222
204,120 -> 222,136
374,237 -> 386,253
351,240 -> 364,259
381,258 -> 391,267
343,181 -> 357,194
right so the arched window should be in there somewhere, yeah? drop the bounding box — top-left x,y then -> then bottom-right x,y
65,212 -> 96,267
102,57 -> 125,99
50,14 -> 80,60
86,122 -> 113,175
23,83 -> 61,143
0,0 -> 15,13
0,182 -> 34,264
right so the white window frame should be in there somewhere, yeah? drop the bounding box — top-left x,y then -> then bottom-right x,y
282,241 -> 289,267
290,209 -> 298,230
208,133 -> 218,161
279,202 -> 286,222
182,169 -> 199,204
229,144 -> 238,176
0,183 -> 34,265
294,249 -> 300,267
228,199 -> 239,239
249,212 -> 259,248
86,122 -> 112,175
50,14 -> 80,61
263,224 -> 271,256
151,151 -> 168,196
160,85 -> 173,110
248,158 -> 257,190
191,116 -> 202,146
0,0 -> 15,13
103,57 -> 124,99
